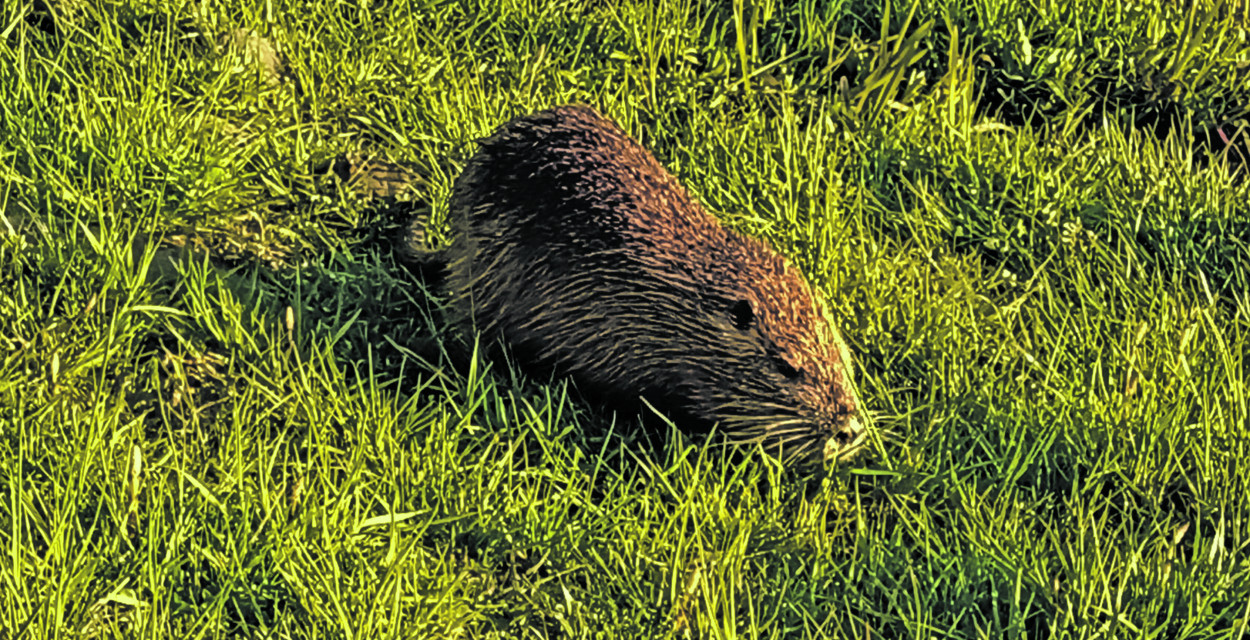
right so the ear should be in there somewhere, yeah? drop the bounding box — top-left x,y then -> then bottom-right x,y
730,299 -> 754,331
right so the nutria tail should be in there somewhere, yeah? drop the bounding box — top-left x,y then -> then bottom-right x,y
396,209 -> 450,287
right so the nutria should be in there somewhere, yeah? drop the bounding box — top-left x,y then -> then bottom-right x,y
411,105 -> 865,464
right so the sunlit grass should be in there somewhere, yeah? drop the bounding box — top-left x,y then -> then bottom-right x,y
2,0 -> 1248,637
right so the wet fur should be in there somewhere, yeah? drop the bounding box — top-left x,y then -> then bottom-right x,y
418,105 -> 863,463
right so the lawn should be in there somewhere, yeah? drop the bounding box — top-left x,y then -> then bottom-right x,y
2,0 -> 1249,637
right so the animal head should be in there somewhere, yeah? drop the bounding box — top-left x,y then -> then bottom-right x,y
669,231 -> 865,464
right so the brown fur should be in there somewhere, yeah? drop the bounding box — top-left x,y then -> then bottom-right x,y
424,105 -> 864,463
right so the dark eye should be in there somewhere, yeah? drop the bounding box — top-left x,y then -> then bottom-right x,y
730,299 -> 753,331
772,353 -> 802,379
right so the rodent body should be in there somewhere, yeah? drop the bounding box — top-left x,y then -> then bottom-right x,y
418,105 -> 864,464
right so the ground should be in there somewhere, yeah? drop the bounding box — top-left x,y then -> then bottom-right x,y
2,0 -> 1249,637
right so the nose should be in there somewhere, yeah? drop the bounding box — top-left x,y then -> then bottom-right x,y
824,415 -> 865,460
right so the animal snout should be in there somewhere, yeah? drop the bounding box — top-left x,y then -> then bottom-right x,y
825,414 -> 866,461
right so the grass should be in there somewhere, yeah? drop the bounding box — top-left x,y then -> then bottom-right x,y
2,0 -> 1249,637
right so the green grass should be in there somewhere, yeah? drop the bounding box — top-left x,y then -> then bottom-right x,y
2,0 -> 1249,637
